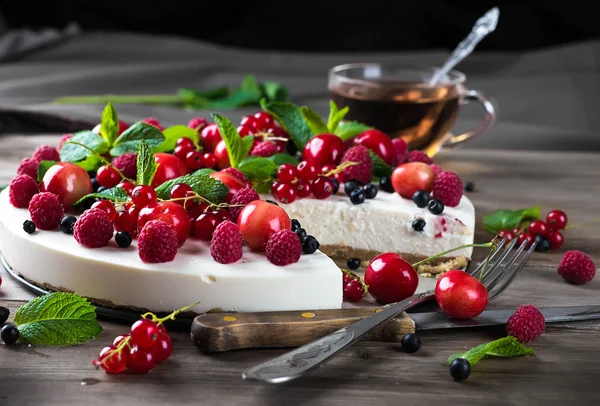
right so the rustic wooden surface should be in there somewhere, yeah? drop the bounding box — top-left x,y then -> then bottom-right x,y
1,135 -> 600,405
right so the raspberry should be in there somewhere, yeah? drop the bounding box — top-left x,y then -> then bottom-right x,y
407,150 -> 433,165
221,168 -> 249,186
73,208 -> 114,248
430,164 -> 443,176
9,175 -> 39,208
210,221 -> 243,264
340,145 -> 373,185
391,138 -> 409,166
506,304 -> 545,343
141,117 -> 164,131
33,145 -> 60,162
265,229 -> 302,266
251,141 -> 278,157
557,250 -> 596,285
432,171 -> 463,207
28,192 -> 64,230
17,158 -> 40,179
138,220 -> 178,263
188,117 -> 208,131
58,134 -> 72,151
229,187 -> 259,221
111,153 -> 138,179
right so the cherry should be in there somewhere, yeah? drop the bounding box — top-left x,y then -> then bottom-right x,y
391,162 -> 435,199
213,140 -> 230,169
311,176 -> 334,199
343,279 -> 366,302
295,179 -> 312,198
237,125 -> 254,137
546,210 -> 567,230
497,229 -> 515,242
152,153 -> 187,188
186,202 -> 208,235
517,231 -> 534,248
170,183 -> 195,208
212,208 -> 232,222
185,151 -> 204,171
138,201 -> 191,246
271,181 -> 297,204
364,253 -> 419,305
435,270 -> 488,319
128,205 -> 140,237
202,153 -> 217,169
128,345 -> 158,374
98,346 -> 128,374
297,160 -> 322,182
194,212 -> 222,241
547,230 -> 564,249
117,181 -> 135,196
158,324 -> 168,334
512,227 -> 521,235
91,200 -> 117,222
40,162 -> 93,210
96,165 -> 121,188
142,117 -> 163,130
188,117 -> 208,131
130,319 -> 159,348
353,129 -> 394,165
240,115 -> 260,131
237,200 -> 291,251
112,334 -> 129,348
302,134 -> 345,166
131,185 -> 157,207
321,164 -> 336,174
153,332 -> 173,363
174,144 -> 193,161
200,123 -> 222,151
528,220 -> 549,237
176,137 -> 195,150
209,171 -> 246,202
113,210 -> 134,233
254,111 -> 275,128
277,164 -> 297,183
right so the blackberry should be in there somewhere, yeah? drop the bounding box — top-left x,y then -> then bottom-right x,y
412,190 -> 431,208
116,231 -> 133,248
350,188 -> 365,205
428,199 -> 444,215
347,257 -> 361,270
363,184 -> 378,199
379,176 -> 394,193
60,216 -> 77,234
23,220 -> 36,234
400,333 -> 421,353
302,235 -> 320,255
412,219 -> 426,232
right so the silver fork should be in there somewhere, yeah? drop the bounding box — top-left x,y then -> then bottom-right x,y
242,237 -> 538,383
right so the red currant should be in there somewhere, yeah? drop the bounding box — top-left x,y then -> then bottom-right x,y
214,140 -> 230,169
240,115 -> 260,131
170,183 -> 195,208
528,220 -> 549,237
321,164 -> 336,174
96,165 -> 121,188
200,123 -> 222,151
295,179 -> 312,198
153,332 -> 173,363
194,212 -> 221,241
312,176 -> 334,199
237,125 -> 254,137
128,205 -> 140,237
546,210 -> 567,230
343,279 -> 366,302
131,185 -> 157,207
117,181 -> 135,196
185,151 -> 204,171
353,129 -> 394,165
130,319 -> 159,348
91,200 -> 117,222
158,324 -> 168,334
212,208 -> 232,222
128,345 -> 157,374
517,232 -> 534,248
98,346 -> 128,374
547,230 -> 564,249
202,153 -> 217,169
176,137 -> 195,150
137,202 -> 191,246
277,164 -> 297,183
272,181 -> 297,204
254,111 -> 274,128
302,134 -> 345,166
297,160 -> 322,182
174,144 -> 193,161
113,210 -> 134,233
512,227 -> 521,235
112,334 -> 129,348
497,229 -> 515,242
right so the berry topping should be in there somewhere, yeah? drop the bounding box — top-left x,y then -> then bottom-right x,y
312,176 -> 335,199
517,231 -> 534,248
349,188 -> 366,205
41,162 -> 93,210
174,144 -> 192,161
546,210 -> 567,230
534,235 -> 551,252
365,253 -> 418,305
427,199 -> 444,215
528,220 -> 548,237
138,220 -> 178,263
464,181 -> 475,192
128,346 -> 158,374
221,168 -> 249,186
202,153 -> 217,169
130,319 -> 159,348
152,153 -> 187,188
169,183 -> 194,209
111,153 -> 137,180
363,184 -> 378,199
291,219 -> 301,232
32,145 -> 60,162
407,150 -> 433,165
237,200 -> 291,251
449,358 -> 471,382
117,181 -> 135,196
209,171 -> 246,203
302,134 -> 345,166
210,221 -> 244,264
200,123 -> 223,151
185,151 -> 204,171
297,160 -> 322,182
96,165 -> 121,188
435,270 -> 488,319
557,250 -> 596,285
344,180 -> 359,196
131,185 -> 157,208
276,164 -> 297,183
141,117 -> 163,130
379,176 -> 394,193
412,190 -> 431,208
28,192 -> 64,230
213,140 -> 231,169
343,278 -> 367,302
353,129 -> 394,165
23,220 -> 36,234
1,324 -> 19,345
506,304 -> 545,343
229,187 -> 260,222
432,171 -> 463,207
91,200 -> 117,221
400,333 -> 421,353
271,181 -> 297,204
330,178 -> 340,194
340,145 -> 373,185
16,157 -> 40,180
347,257 -> 361,270
391,162 -> 435,199
194,212 -> 221,241
251,141 -> 278,157
153,332 -> 173,363
98,345 -> 128,374
391,138 -> 409,166
429,164 -> 443,176
57,133 -> 72,150
265,229 -> 302,266
188,117 -> 208,131
9,174 -> 39,208
412,219 -> 426,232
177,137 -> 196,151
0,307 -> 9,325
497,229 -> 515,241
254,111 -> 275,128
60,215 -> 77,234
138,202 -> 191,247
302,235 -> 320,254
74,208 -> 114,248
115,230 -> 133,248
547,230 -> 564,250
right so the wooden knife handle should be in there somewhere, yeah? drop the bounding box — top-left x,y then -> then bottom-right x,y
191,308 -> 415,352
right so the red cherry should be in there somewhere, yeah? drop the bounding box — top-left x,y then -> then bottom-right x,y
113,210 -> 134,233
128,205 -> 140,237
91,200 -> 117,222
96,165 -> 121,188
202,153 -> 217,169
186,202 -> 208,235
194,212 -> 222,241
153,332 -> 173,363
138,201 -> 191,246
176,137 -> 195,150
254,111 -> 275,128
528,220 -> 549,237
40,162 -> 93,210
209,171 -> 246,202
302,134 -> 345,166
152,153 -> 187,188
512,227 -> 522,235
211,208 -> 232,222
170,183 -> 195,208
297,160 -> 322,182
188,117 -> 208,131
130,319 -> 159,348
174,144 -> 193,161
112,334 -> 129,348
391,162 -> 435,199
237,125 -> 254,137
295,179 -> 312,198
517,231 -> 534,248
240,115 -> 260,130
311,176 -> 334,199
98,345 -> 128,374
200,123 -> 222,151
277,164 -> 297,183
364,253 -> 419,305
435,270 -> 488,319
546,210 -> 568,230
185,151 -> 204,171
547,230 -> 564,250
237,200 -> 291,251
131,185 -> 157,207
343,279 -> 366,302
353,129 -> 394,165
117,181 -> 135,196
128,345 -> 158,374
497,229 -> 515,242
214,140 -> 230,169
271,181 -> 297,204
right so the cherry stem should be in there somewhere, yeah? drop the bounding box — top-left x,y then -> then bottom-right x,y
95,336 -> 132,369
411,242 -> 494,268
323,161 -> 358,177
141,301 -> 202,325
62,140 -> 136,184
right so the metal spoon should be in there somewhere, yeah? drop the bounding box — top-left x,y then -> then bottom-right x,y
429,7 -> 500,85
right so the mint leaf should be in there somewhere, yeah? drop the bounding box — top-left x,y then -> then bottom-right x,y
369,150 -> 392,178
240,75 -> 263,99
154,172 -> 229,204
74,186 -> 129,207
261,100 -> 313,150
0,185 -> 7,193
178,86 -> 229,100
155,125 -> 200,153
300,106 -> 329,135
209,91 -> 262,109
483,206 -> 541,235
100,102 -> 119,145
327,100 -> 349,133
74,154 -> 102,172
262,81 -> 289,102
268,153 -> 299,166
37,160 -> 59,181
211,113 -> 253,168
238,156 -> 279,183
14,292 -> 102,346
448,336 -> 534,366
335,121 -> 373,141
137,140 -> 158,186
110,122 -> 165,156
60,131 -> 109,163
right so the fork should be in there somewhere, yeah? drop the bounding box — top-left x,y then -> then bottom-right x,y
242,237 -> 538,383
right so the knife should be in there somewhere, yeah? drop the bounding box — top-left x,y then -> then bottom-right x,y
191,305 -> 600,352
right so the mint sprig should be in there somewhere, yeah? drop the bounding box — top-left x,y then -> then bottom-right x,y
211,113 -> 253,169
268,153 -> 299,166
154,171 -> 229,204
237,156 -> 279,183
60,131 -> 109,163
155,125 -> 200,153
335,121 -> 374,141
260,99 -> 314,150
483,206 -> 541,235
369,150 -> 392,178
327,100 -> 349,133
100,102 -> 119,146
74,186 -> 130,207
37,160 -> 59,181
110,122 -> 165,156
448,336 -> 534,366
14,292 -> 102,346
301,106 -> 329,135
136,140 -> 158,186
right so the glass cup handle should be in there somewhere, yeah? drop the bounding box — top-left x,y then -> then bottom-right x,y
442,89 -> 497,149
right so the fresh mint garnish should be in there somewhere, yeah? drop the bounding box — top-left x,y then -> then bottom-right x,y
37,160 -> 59,181
334,121 -> 374,141
262,81 -> 289,102
155,125 -> 200,153
60,131 -> 109,163
237,156 -> 279,183
268,153 -> 299,166
448,336 -> 534,366
110,122 -> 165,156
483,206 -> 541,235
327,100 -> 349,133
74,186 -> 130,207
301,106 -> 329,135
100,102 -> 119,146
369,150 -> 392,178
211,113 -> 253,169
240,75 -> 263,99
14,292 -> 102,346
154,172 -> 229,204
136,140 -> 158,186
261,99 -> 314,150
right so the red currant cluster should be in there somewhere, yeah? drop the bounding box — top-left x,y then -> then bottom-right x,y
498,210 -> 567,252
342,270 -> 368,302
238,112 -> 289,157
271,161 -> 344,204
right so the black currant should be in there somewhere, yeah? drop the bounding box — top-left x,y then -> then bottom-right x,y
302,235 -> 320,255
1,324 -> 19,345
347,257 -> 361,270
449,358 -> 471,381
97,186 -> 107,193
428,199 -> 444,215
412,219 -> 426,232
115,231 -> 133,248
295,228 -> 307,242
22,220 -> 36,234
379,176 -> 394,193
350,189 -> 365,205
400,333 -> 421,353
464,181 -> 475,192
330,178 -> 340,195
60,216 -> 77,234
535,235 -> 551,253
0,306 -> 9,325
91,178 -> 100,192
265,200 -> 279,206
344,181 -> 360,196
362,184 -> 378,199
412,190 -> 431,208
291,219 -> 301,232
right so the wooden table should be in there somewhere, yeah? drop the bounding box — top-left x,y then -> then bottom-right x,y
1,135 -> 600,405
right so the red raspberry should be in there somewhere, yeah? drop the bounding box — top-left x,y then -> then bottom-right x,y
391,138 -> 409,166
228,187 -> 260,221
111,153 -> 138,180
138,220 -> 178,263
142,117 -> 164,131
221,168 -> 249,186
17,158 -> 40,179
58,134 -> 72,151
340,145 -> 373,185
506,304 -> 545,343
210,221 -> 243,264
73,208 -> 114,248
557,250 -> 596,285
33,145 -> 60,162
28,192 -> 64,230
430,164 -> 443,176
265,229 -> 302,266
407,150 -> 433,165
432,171 -> 463,207
9,175 -> 39,208
188,117 -> 208,131
251,141 -> 278,157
